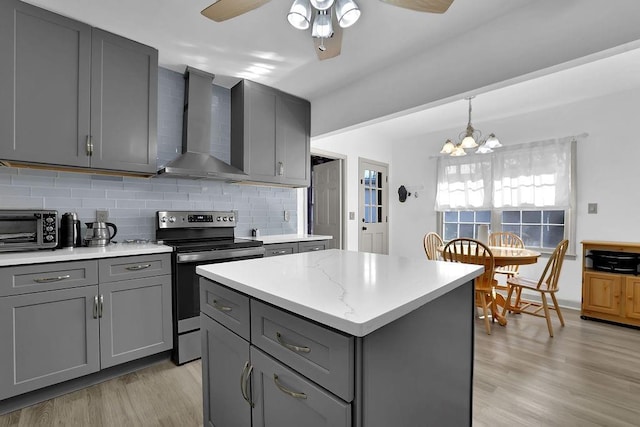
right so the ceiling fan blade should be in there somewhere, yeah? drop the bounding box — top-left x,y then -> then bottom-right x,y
201,0 -> 271,22
379,0 -> 454,14
314,21 -> 343,60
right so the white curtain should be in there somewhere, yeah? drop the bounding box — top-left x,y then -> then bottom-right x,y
435,136 -> 576,211
435,155 -> 493,210
493,138 -> 574,209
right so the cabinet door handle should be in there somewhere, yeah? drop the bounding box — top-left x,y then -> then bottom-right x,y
125,264 -> 151,271
213,300 -> 232,312
33,274 -> 71,283
93,295 -> 99,319
240,361 -> 254,407
276,332 -> 311,353
273,374 -> 307,400
278,162 -> 284,176
99,294 -> 104,318
86,135 -> 94,155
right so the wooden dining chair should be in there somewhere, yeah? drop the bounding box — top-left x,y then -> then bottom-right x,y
423,232 -> 444,260
442,238 -> 497,335
488,231 -> 525,279
501,239 -> 569,337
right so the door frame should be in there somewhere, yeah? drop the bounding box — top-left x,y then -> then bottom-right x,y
358,157 -> 389,254
308,148 -> 347,249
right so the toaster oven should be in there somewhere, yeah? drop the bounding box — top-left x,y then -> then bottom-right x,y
0,209 -> 58,252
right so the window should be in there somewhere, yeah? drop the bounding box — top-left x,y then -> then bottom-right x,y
435,136 -> 579,253
441,209 -> 567,251
443,210 -> 491,241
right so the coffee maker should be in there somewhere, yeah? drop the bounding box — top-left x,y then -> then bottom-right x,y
59,212 -> 82,248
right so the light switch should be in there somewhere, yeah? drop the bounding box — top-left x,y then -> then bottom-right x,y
349,212 -> 355,220
588,203 -> 598,214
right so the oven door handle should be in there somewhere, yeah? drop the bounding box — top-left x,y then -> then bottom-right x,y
176,247 -> 265,263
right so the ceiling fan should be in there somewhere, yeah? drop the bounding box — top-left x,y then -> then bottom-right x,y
201,0 -> 454,60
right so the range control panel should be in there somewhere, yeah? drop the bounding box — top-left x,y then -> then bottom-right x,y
156,211 -> 237,229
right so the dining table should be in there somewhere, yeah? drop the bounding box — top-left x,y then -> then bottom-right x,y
437,244 -> 541,325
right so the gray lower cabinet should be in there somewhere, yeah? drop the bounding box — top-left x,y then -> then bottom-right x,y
0,0 -> 158,175
264,240 -> 330,258
0,254 -> 172,400
200,279 -> 351,427
231,80 -> 310,187
200,276 -> 474,426
0,285 -> 100,400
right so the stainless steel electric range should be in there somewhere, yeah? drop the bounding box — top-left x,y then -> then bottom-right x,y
156,210 -> 264,365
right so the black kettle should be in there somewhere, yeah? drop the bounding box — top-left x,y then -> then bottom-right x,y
60,212 -> 82,248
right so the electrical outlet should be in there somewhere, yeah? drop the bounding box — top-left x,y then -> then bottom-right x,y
587,203 -> 598,214
284,210 -> 290,222
96,209 -> 109,222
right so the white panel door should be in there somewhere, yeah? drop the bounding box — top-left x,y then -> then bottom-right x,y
312,159 -> 342,249
358,159 -> 388,254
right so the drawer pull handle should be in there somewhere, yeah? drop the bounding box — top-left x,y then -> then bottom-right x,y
273,374 -> 307,400
276,332 -> 311,353
272,250 -> 288,255
310,247 -> 322,251
240,361 -> 254,407
213,300 -> 232,312
33,274 -> 71,283
125,264 -> 151,271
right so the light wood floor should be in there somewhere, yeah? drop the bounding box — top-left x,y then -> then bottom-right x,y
2,309 -> 640,426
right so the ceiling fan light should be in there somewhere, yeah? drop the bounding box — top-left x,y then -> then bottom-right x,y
287,0 -> 312,30
440,139 -> 455,154
310,0 -> 335,10
460,135 -> 478,149
485,133 -> 502,148
335,0 -> 360,28
312,10 -> 333,38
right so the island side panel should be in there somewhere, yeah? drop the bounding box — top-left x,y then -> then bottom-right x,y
359,281 -> 473,427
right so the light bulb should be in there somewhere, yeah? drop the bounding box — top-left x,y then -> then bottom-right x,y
287,0 -> 312,30
310,0 -> 335,10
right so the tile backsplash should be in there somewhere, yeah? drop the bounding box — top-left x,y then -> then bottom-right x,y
0,67 -> 297,241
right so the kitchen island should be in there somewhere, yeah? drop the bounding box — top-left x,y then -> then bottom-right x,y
197,249 -> 482,427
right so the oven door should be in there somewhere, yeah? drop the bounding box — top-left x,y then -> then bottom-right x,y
0,211 -> 45,251
173,247 -> 265,334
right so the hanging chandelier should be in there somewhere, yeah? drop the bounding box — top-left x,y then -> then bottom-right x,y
287,0 -> 361,50
440,96 -> 502,156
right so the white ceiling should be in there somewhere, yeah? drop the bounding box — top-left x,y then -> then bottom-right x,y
24,0 -> 529,99
23,0 -> 640,142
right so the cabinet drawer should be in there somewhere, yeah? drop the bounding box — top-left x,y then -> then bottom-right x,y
0,260 -> 98,296
251,346 -> 351,427
251,300 -> 354,402
264,243 -> 298,257
98,254 -> 171,283
299,240 -> 329,253
200,278 -> 250,341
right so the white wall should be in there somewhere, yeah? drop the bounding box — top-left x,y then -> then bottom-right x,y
390,87 -> 640,307
311,135 -> 393,251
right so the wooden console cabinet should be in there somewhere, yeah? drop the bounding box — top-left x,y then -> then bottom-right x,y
581,241 -> 640,327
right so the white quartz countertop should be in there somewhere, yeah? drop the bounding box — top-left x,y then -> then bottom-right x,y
245,234 -> 333,244
0,243 -> 173,267
197,249 -> 483,337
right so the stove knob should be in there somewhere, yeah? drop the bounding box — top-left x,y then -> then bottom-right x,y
45,235 -> 54,241
45,226 -> 54,232
169,216 -> 176,223
216,216 -> 222,222
229,216 -> 234,222
45,217 -> 54,224
161,216 -> 167,223
222,217 -> 228,222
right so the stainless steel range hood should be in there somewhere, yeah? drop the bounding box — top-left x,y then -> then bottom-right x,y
157,67 -> 247,181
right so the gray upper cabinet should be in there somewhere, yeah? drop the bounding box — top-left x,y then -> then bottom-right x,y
231,80 -> 310,187
0,0 -> 158,175
0,0 -> 91,168
90,29 -> 158,174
